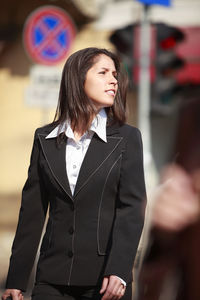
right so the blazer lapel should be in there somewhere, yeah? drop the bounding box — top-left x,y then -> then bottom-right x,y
73,125 -> 123,198
38,133 -> 73,200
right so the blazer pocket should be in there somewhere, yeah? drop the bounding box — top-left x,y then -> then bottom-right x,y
40,219 -> 53,254
97,155 -> 122,255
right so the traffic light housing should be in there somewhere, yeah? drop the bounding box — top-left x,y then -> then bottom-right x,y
153,23 -> 185,110
110,22 -> 185,111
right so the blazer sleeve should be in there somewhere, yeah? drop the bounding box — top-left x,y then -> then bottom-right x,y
104,127 -> 146,283
6,129 -> 49,292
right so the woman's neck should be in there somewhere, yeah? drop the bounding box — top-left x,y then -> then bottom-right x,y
73,130 -> 83,142
72,112 -> 97,142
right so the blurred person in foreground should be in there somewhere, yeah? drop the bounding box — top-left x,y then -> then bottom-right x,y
136,163 -> 200,300
2,47 -> 146,300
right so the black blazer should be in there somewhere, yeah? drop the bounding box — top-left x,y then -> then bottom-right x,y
6,122 -> 146,292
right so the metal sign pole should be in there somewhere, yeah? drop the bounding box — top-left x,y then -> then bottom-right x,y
138,5 -> 156,185
136,3 -> 158,279
135,5 -> 155,283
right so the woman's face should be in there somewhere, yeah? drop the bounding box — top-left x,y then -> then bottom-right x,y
84,54 -> 118,110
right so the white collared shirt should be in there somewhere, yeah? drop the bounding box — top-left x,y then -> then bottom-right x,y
45,108 -> 126,287
46,108 -> 107,195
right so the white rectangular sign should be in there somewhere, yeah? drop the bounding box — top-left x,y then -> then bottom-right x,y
25,65 -> 62,108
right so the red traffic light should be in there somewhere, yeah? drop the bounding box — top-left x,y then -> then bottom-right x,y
160,36 -> 176,50
156,23 -> 185,50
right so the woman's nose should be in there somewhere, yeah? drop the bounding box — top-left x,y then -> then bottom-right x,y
109,74 -> 117,85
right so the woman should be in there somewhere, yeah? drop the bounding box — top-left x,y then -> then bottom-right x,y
2,47 -> 146,300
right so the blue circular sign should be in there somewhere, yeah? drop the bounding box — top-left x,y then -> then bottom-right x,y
23,6 -> 76,65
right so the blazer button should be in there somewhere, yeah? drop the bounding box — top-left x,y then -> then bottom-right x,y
68,250 -> 73,258
68,226 -> 74,235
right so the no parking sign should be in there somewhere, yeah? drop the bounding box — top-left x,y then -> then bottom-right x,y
23,6 -> 76,65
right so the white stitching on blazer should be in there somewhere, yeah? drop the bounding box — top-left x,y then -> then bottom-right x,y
74,136 -> 123,197
97,153 -> 122,255
38,133 -> 74,201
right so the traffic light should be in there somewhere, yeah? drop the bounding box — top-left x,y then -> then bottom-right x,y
110,22 -> 185,105
153,23 -> 185,111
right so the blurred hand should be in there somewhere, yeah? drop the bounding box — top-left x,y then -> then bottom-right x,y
2,289 -> 23,300
151,164 -> 200,232
100,275 -> 126,300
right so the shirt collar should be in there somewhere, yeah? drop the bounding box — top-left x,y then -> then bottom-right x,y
90,108 -> 107,142
46,108 -> 107,143
45,122 -> 66,139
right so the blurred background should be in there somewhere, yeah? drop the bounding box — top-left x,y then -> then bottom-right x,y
0,0 -> 200,298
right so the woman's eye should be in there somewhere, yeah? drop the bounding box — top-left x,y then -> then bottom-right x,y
99,71 -> 105,74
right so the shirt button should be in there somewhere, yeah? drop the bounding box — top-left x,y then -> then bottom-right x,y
76,145 -> 81,150
73,165 -> 76,169
68,226 -> 74,235
68,250 -> 74,258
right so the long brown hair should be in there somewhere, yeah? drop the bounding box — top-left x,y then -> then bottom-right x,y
54,47 -> 128,134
